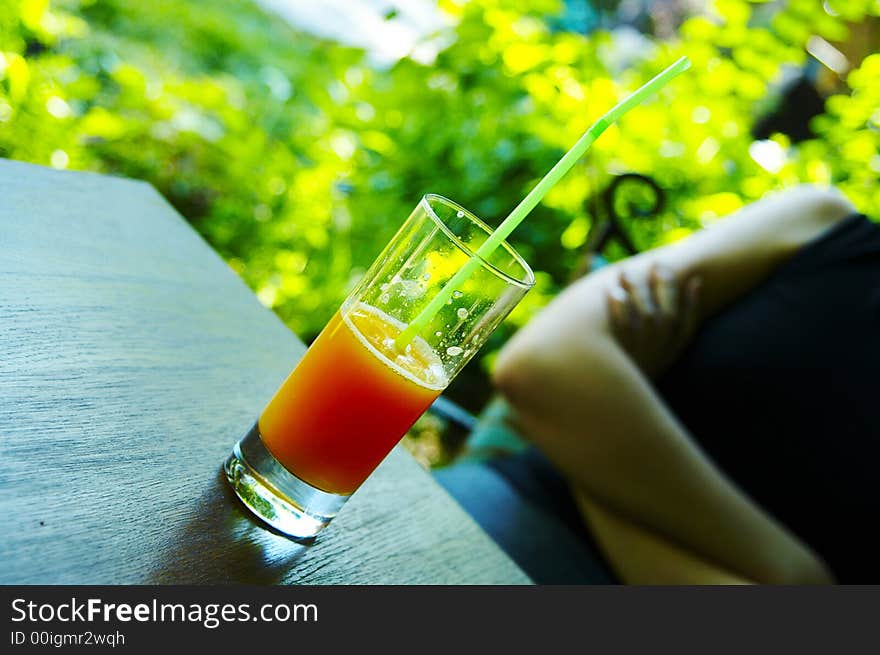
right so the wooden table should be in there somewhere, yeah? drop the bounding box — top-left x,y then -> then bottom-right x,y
0,159 -> 530,584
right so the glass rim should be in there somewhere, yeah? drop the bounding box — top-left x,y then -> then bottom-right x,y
420,194 -> 536,290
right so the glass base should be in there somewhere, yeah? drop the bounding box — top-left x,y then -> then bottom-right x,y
223,422 -> 349,540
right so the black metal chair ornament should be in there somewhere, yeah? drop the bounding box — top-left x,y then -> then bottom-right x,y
574,172 -> 665,279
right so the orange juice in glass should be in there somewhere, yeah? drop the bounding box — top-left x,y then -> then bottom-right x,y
223,56 -> 694,540
224,195 -> 534,539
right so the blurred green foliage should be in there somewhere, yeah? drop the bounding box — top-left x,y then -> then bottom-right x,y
2,0 -> 879,380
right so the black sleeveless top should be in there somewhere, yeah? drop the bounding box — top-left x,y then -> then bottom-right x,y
657,213 -> 880,583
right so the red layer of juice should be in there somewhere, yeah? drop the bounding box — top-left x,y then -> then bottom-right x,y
258,303 -> 446,496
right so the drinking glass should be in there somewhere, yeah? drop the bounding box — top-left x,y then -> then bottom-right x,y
224,194 -> 534,539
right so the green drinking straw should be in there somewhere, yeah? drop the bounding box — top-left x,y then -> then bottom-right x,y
395,55 -> 692,351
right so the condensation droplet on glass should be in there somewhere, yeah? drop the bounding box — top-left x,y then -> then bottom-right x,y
456,308 -> 468,319
446,346 -> 463,356
435,331 -> 442,337
452,290 -> 463,299
456,210 -> 464,218
380,283 -> 389,292
399,280 -> 421,298
422,273 -> 431,281
379,293 -> 390,304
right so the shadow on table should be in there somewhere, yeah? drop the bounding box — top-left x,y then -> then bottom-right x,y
148,470 -> 311,584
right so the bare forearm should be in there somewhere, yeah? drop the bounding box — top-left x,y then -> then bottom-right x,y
575,491 -> 754,585
625,185 -> 855,322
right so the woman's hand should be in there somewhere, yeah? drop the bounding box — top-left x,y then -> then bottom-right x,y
606,264 -> 701,378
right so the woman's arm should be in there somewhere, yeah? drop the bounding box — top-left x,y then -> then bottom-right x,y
575,492 -> 754,584
493,185 -> 853,584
